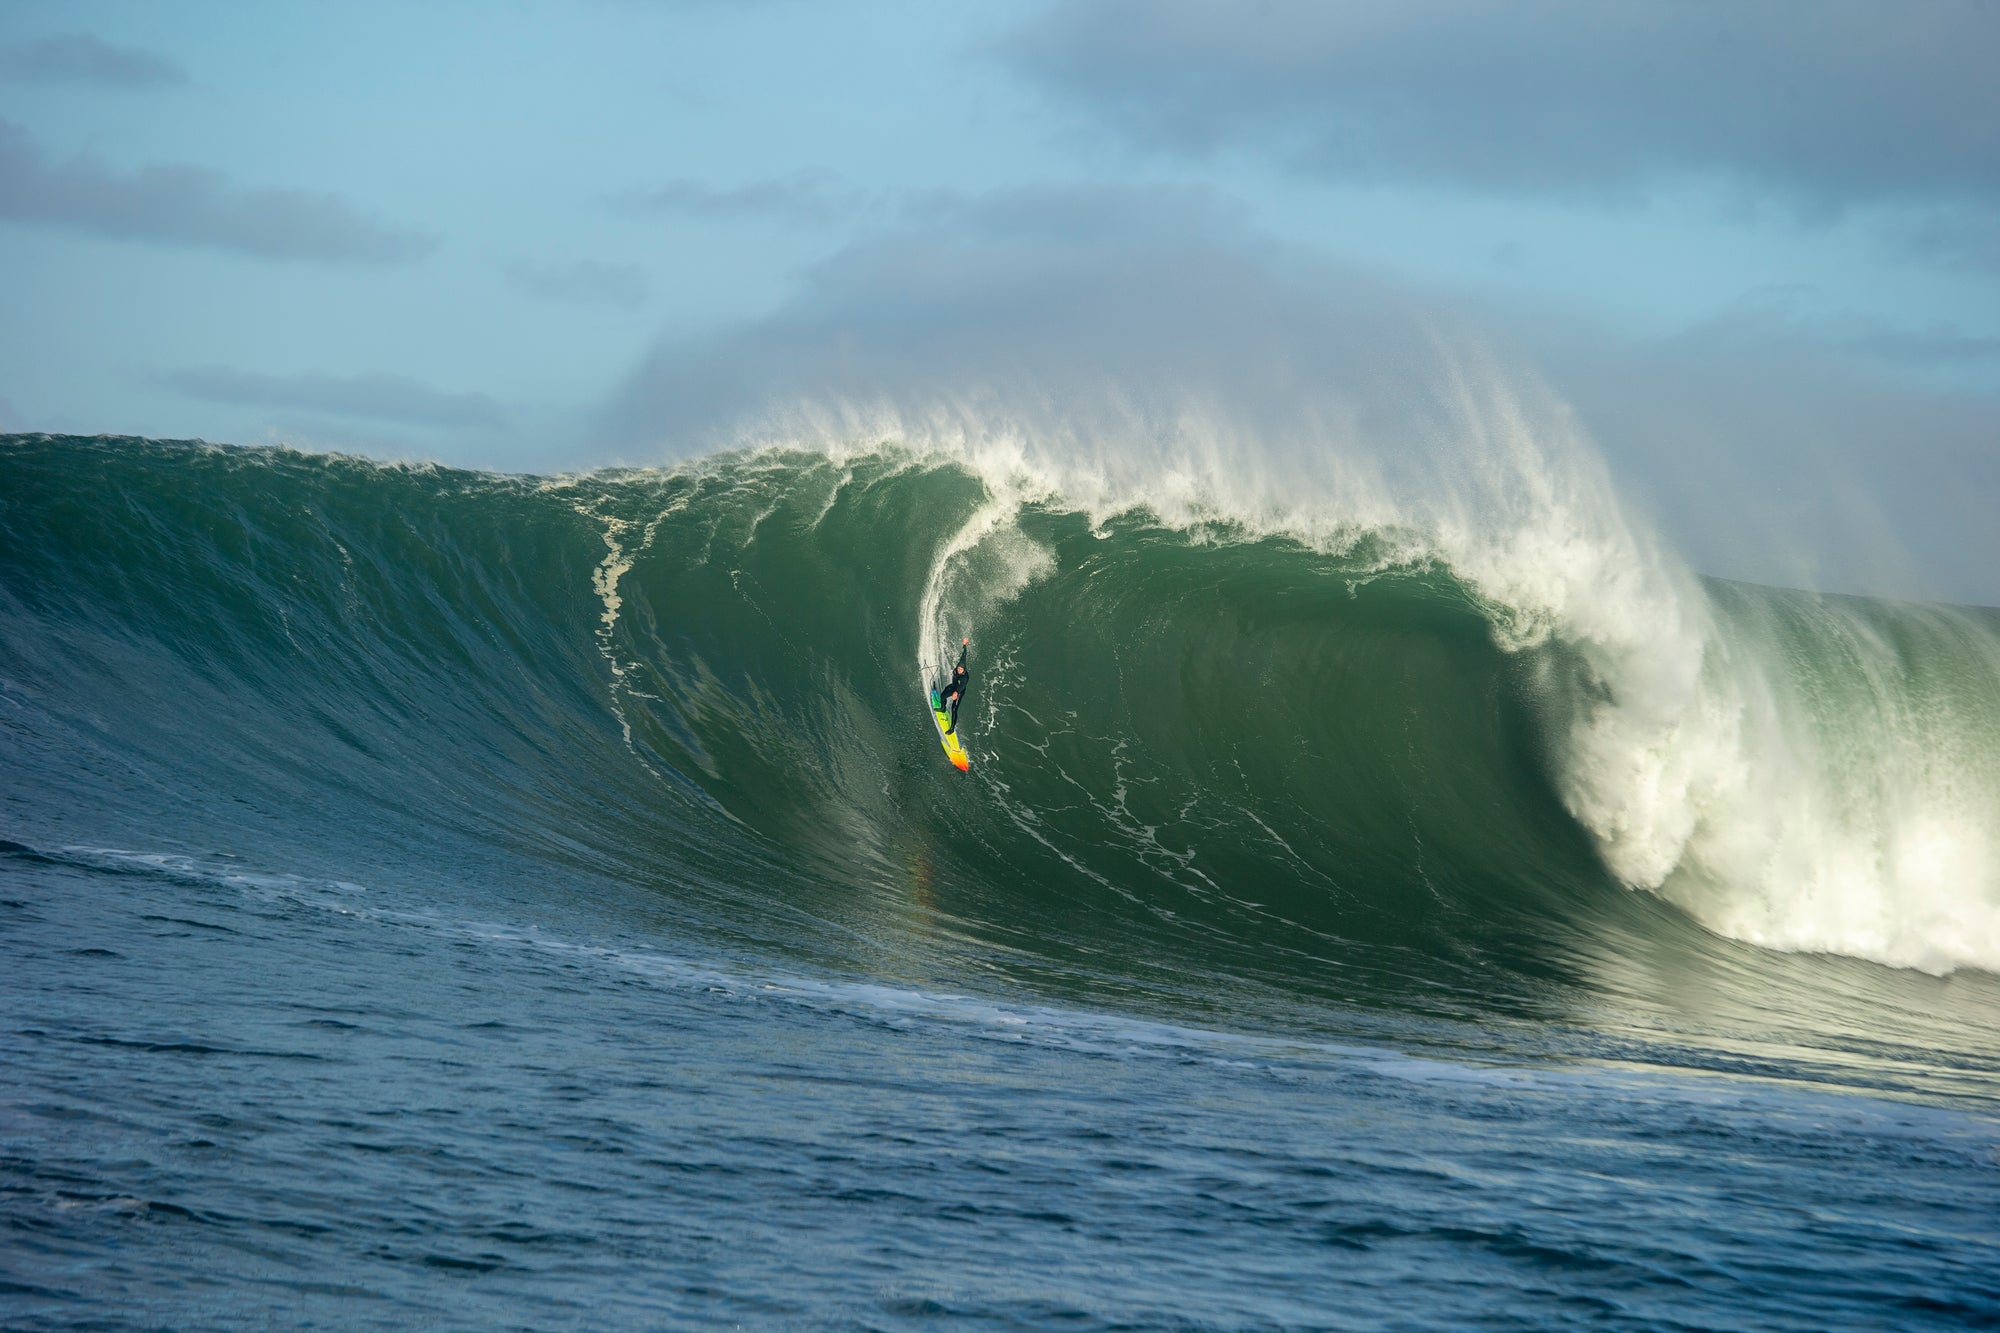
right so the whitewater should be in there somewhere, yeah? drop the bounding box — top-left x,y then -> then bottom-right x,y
3,412 -> 1998,1329
733,362 -> 2000,978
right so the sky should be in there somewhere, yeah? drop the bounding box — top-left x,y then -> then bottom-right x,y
2,0 -> 1997,602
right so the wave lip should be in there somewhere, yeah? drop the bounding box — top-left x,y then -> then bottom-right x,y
819,387 -> 2000,979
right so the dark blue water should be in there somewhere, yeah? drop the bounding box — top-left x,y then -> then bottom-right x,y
3,437 -> 1999,1329
7,845 -> 1997,1331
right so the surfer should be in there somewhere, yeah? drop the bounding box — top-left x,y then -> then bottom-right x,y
934,639 -> 970,735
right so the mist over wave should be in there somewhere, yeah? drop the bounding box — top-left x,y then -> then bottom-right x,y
598,203 -> 2000,972
708,341 -> 2000,977
4,419 -> 1996,993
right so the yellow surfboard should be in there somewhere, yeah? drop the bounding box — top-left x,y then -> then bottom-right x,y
929,690 -> 970,771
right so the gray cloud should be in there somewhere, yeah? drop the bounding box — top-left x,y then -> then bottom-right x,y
602,185 -> 2000,605
1889,209 -> 2000,273
1004,1 -> 2000,209
1670,286 -> 2000,376
502,257 -> 651,309
0,120 -> 434,263
166,367 -> 504,430
1845,326 -> 2000,370
614,169 -> 857,224
1534,320 -> 2000,606
600,184 -> 1410,446
0,33 -> 186,88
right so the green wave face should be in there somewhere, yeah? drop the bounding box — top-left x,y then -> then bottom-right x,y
4,436 -> 1998,1051
593,451 -> 1623,1005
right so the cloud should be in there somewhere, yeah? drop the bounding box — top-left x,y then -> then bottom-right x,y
1844,326 -> 2000,370
1003,1 -> 2000,209
601,184 -> 2000,605
1669,286 -> 2000,376
165,367 -> 504,430
0,120 -> 434,263
614,169 -> 857,224
1532,318 -> 2000,606
599,184 -> 1411,446
1888,208 -> 2000,273
0,33 -> 185,88
502,257 -> 651,309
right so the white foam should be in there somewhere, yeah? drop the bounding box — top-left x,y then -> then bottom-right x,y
723,344 -> 2000,977
1649,597 -> 2000,974
917,495 -> 1056,684
546,481 -> 687,767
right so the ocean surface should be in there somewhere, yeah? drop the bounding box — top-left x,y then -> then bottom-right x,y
3,433 -> 1997,1330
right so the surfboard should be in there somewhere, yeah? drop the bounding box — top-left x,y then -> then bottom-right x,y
928,688 -> 971,771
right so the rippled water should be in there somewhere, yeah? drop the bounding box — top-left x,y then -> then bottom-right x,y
6,845 -> 1996,1330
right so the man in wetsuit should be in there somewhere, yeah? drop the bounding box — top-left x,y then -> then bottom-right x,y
934,638 -> 970,735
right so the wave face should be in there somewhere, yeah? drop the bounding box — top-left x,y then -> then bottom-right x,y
2,434 -> 1997,1013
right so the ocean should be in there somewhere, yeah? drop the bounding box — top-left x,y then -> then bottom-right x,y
2,433 -> 1996,1329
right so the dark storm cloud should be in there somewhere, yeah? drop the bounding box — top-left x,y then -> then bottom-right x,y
166,367 -> 504,430
602,185 -> 2000,604
0,120 -> 434,263
502,257 -> 651,309
613,169 -> 857,223
1003,0 -> 2000,207
0,34 -> 186,88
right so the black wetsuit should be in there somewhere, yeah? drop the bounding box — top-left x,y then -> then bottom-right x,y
936,647 -> 970,734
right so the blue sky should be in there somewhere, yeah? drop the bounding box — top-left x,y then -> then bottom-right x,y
3,1 -> 1997,600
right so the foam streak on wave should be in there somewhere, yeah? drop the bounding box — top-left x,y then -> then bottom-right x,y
750,350 -> 2000,975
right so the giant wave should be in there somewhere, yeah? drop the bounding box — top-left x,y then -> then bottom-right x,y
1,428 -> 1996,1016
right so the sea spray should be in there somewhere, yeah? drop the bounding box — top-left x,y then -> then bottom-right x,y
716,351 -> 2000,975
4,431 -> 1996,979
1654,587 -> 2000,971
